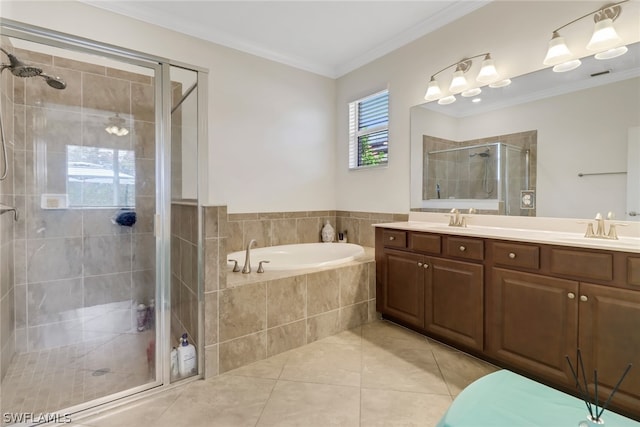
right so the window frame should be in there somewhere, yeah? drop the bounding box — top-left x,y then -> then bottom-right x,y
348,89 -> 389,170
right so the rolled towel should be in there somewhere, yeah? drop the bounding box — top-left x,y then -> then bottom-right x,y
113,209 -> 136,227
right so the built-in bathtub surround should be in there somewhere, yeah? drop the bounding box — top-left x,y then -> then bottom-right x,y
227,210 -> 408,252
11,46 -> 156,353
219,253 -> 375,373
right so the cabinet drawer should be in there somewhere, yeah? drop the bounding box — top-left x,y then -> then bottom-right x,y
493,242 -> 540,270
550,248 -> 613,281
382,230 -> 407,248
409,233 -> 441,254
445,237 -> 484,261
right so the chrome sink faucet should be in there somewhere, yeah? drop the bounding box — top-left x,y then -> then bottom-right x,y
242,239 -> 257,273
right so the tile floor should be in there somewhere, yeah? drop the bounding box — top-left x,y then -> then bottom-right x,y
70,320 -> 498,427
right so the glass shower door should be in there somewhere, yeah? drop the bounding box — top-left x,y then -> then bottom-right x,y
0,32 -> 162,419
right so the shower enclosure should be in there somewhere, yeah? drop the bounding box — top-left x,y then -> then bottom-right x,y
424,142 -> 531,215
0,19 -> 206,424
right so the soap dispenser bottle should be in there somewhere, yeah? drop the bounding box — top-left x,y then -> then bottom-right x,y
177,333 -> 197,377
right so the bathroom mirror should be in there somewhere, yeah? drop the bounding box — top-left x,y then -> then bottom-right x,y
410,42 -> 640,219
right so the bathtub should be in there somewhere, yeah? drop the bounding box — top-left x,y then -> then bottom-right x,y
227,243 -> 365,271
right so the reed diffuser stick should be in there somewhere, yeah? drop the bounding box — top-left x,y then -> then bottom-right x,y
566,355 -> 593,416
594,369 -> 599,420
577,349 -> 594,418
597,363 -> 633,420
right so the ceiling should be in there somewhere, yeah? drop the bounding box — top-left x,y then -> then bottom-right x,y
83,1 -> 489,78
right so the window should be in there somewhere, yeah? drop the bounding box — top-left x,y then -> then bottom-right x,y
348,89 -> 389,169
67,145 -> 135,208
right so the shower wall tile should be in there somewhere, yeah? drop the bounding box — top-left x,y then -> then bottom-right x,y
82,72 -> 131,115
81,113 -> 132,150
14,48 -> 52,65
25,67 -> 81,112
133,120 -> 155,160
13,103 -> 25,150
133,196 -> 155,234
26,237 -> 82,283
107,67 -> 152,85
133,233 -> 155,271
25,107 -> 82,152
27,278 -> 83,326
83,234 -> 132,276
84,273 -> 132,307
25,196 -> 82,239
14,284 -> 26,329
13,239 -> 26,285
132,269 -> 155,305
135,158 -> 156,197
82,209 -> 131,237
131,82 -> 154,122
54,56 -> 105,75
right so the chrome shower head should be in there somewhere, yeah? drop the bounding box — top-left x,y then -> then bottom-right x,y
0,47 -> 42,77
41,73 -> 67,90
0,47 -> 66,89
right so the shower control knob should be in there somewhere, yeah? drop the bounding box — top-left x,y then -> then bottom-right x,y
508,252 -> 516,259
459,245 -> 466,252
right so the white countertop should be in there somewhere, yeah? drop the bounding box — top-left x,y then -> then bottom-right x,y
375,213 -> 640,254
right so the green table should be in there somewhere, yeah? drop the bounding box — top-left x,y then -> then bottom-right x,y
436,370 -> 639,427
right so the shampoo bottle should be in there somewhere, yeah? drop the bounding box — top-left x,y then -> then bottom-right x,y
177,333 -> 197,377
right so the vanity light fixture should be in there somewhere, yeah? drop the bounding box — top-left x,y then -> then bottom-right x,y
105,113 -> 129,137
424,53 -> 503,104
543,0 -> 629,73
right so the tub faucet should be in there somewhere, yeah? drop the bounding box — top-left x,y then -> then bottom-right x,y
242,239 -> 257,273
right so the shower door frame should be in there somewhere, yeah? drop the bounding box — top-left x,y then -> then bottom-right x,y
0,18 -> 206,419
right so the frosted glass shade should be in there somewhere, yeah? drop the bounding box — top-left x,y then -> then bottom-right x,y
449,70 -> 468,93
595,45 -> 628,60
587,18 -> 622,51
437,95 -> 456,105
461,88 -> 481,97
424,79 -> 442,101
543,33 -> 573,66
553,59 -> 582,73
476,56 -> 499,84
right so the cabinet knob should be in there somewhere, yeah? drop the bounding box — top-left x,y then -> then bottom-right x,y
567,292 -> 575,299
417,262 -> 423,267
389,236 -> 395,241
508,252 -> 517,259
580,295 -> 588,302
459,245 -> 466,252
423,263 -> 429,269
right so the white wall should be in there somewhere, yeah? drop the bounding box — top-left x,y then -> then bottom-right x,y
336,1 -> 640,213
2,0 -> 336,213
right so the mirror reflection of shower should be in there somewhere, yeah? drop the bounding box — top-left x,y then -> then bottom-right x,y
0,46 -> 67,180
469,148 -> 494,197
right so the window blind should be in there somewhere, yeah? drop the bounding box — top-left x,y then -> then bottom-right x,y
349,90 -> 389,169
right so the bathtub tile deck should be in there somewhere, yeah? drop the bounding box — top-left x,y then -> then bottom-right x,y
72,320 -> 498,427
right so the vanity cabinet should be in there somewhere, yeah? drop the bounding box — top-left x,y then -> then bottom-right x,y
375,227 -> 640,419
375,228 -> 484,351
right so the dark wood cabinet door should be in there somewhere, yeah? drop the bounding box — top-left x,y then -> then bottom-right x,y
426,258 -> 483,351
579,283 -> 640,419
381,249 -> 425,329
487,268 -> 578,386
